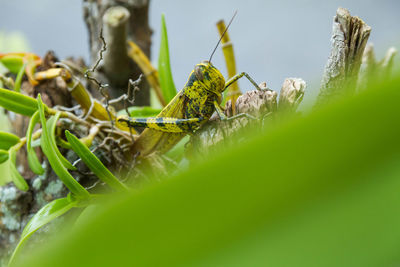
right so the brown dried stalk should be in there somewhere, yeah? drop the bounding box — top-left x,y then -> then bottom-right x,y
216,20 -> 241,113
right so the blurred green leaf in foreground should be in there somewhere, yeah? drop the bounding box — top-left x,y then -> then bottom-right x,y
12,74 -> 400,266
0,31 -> 31,185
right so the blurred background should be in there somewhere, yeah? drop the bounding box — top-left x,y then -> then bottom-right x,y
0,0 -> 399,106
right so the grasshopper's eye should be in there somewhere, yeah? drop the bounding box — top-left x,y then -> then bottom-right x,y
194,65 -> 204,81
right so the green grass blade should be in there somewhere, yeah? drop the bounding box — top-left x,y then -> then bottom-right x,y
9,197 -> 77,266
0,87 -> 37,116
13,63 -> 26,92
15,76 -> 400,267
37,94 -> 89,199
65,130 -> 129,192
46,114 -> 76,171
0,131 -> 20,150
26,110 -> 44,175
0,149 -> 9,164
158,14 -> 177,103
8,147 -> 29,191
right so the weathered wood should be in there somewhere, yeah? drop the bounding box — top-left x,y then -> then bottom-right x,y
102,6 -> 132,89
191,85 -> 278,157
316,8 -> 371,106
191,77 -> 307,158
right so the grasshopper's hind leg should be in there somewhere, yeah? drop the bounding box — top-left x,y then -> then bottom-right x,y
117,116 -> 203,133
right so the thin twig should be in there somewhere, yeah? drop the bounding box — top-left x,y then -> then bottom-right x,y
84,28 -> 114,131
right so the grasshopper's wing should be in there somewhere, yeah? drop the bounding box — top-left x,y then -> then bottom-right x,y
132,91 -> 188,157
157,91 -> 187,118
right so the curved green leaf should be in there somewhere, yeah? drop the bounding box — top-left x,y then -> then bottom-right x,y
8,147 -> 29,191
14,63 -> 26,92
26,111 -> 44,175
158,14 -> 177,102
65,130 -> 129,192
9,197 -> 77,266
0,54 -> 24,74
46,114 -> 76,170
0,87 -> 37,116
0,149 -> 9,164
27,147 -> 44,175
117,106 -> 163,117
0,131 -> 20,150
130,106 -> 162,117
37,94 -> 89,199
56,136 -> 72,150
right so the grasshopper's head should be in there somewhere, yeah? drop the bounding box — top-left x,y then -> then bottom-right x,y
190,61 -> 226,97
190,11 -> 237,98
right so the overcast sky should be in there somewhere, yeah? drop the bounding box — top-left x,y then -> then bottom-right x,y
0,0 -> 399,105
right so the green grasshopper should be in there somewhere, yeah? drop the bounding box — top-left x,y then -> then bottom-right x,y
118,13 -> 261,157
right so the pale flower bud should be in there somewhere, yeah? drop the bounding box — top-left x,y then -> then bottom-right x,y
278,78 -> 306,112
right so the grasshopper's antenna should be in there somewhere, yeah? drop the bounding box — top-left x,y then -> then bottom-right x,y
209,10 -> 238,63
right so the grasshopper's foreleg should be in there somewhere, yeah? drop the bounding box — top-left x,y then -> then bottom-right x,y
224,72 -> 261,91
117,116 -> 203,133
213,101 -> 227,120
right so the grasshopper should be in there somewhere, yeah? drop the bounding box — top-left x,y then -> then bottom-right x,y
118,13 -> 261,157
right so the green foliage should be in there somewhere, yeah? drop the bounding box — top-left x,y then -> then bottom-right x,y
0,113 -> 11,185
0,55 -> 24,74
0,131 -> 20,150
158,14 -> 177,103
65,131 -> 129,192
26,111 -> 44,175
0,149 -> 9,164
37,95 -> 89,199
46,114 -> 76,170
0,88 -> 38,116
118,106 -> 163,118
8,147 -> 29,191
13,63 -> 26,92
10,103 -> 134,264
10,74 -> 400,266
8,197 -> 78,266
